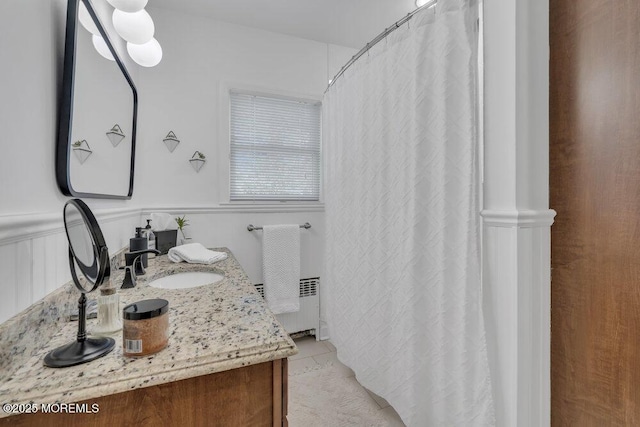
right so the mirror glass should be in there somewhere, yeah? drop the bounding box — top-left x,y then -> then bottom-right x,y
64,202 -> 97,284
63,199 -> 109,293
56,0 -> 137,199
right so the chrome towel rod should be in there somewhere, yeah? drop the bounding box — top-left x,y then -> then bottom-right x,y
247,222 -> 311,232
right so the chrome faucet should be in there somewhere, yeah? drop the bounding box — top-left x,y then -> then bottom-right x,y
121,249 -> 160,289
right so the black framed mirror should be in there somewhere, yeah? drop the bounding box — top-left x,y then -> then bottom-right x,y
56,0 -> 137,199
44,199 -> 114,367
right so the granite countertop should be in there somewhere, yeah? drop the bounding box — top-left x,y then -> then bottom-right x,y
0,248 -> 296,415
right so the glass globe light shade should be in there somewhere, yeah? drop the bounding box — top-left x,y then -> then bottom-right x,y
112,9 -> 154,44
106,0 -> 148,13
127,38 -> 162,67
79,2 -> 100,36
92,35 -> 115,61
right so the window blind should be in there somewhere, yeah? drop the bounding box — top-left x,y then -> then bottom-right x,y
230,91 -> 321,201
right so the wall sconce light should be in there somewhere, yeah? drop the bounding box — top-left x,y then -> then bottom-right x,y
163,131 -> 180,153
112,9 -> 154,44
189,151 -> 206,173
72,140 -> 92,164
78,2 -> 100,35
127,38 -> 163,68
106,124 -> 125,147
106,0 -> 147,13
92,35 -> 115,61
415,0 -> 435,7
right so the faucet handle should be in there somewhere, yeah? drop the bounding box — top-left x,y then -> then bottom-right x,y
122,265 -> 137,289
134,255 -> 146,275
122,249 -> 160,288
127,249 -> 161,257
125,249 -> 161,274
125,249 -> 161,265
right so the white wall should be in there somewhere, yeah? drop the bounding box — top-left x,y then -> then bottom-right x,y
0,0 -> 145,323
131,9 -> 355,285
141,207 -> 324,284
133,7 -> 354,207
0,0 -> 141,215
0,0 -> 355,323
0,0 -> 69,216
0,209 -> 143,323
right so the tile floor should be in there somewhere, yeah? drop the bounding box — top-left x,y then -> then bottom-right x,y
289,336 -> 405,426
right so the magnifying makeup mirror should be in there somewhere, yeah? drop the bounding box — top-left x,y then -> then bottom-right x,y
44,199 -> 115,367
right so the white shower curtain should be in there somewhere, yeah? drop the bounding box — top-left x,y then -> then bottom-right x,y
323,1 -> 494,425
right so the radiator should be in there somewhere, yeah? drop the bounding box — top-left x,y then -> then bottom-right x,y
254,277 -> 320,337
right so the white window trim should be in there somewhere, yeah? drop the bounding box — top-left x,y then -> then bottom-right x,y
218,81 -> 324,205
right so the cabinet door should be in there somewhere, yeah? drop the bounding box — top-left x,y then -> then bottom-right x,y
551,1 -> 640,425
2,360 -> 288,427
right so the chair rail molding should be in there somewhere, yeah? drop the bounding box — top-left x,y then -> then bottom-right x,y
142,204 -> 325,215
0,207 -> 143,246
481,209 -> 556,228
0,204 -> 326,246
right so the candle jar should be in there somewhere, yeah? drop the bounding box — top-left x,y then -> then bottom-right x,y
122,299 -> 169,357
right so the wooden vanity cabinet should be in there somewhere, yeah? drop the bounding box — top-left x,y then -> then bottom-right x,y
3,359 -> 288,427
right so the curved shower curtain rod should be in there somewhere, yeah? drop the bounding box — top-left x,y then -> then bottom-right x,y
326,0 -> 437,92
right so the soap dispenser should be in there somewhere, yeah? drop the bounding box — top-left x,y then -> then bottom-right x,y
129,227 -> 148,268
145,219 -> 156,259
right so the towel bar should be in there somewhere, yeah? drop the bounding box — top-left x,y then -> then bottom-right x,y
247,223 -> 311,232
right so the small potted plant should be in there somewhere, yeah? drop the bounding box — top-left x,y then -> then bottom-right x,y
189,151 -> 206,172
175,215 -> 191,245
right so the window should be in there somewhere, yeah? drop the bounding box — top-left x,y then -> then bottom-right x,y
229,91 -> 321,201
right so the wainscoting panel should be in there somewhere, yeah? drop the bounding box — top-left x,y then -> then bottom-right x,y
1,205 -> 325,324
31,237 -> 47,304
0,243 -> 18,325
141,206 -> 325,285
482,225 -> 517,427
0,208 -> 143,323
15,240 -> 33,315
482,209 -> 554,427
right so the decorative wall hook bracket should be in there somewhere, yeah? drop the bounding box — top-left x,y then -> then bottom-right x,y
189,151 -> 206,172
106,124 -> 125,147
72,140 -> 92,164
163,131 -> 180,153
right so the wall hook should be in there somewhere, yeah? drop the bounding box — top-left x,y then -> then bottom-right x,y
72,140 -> 92,164
106,124 -> 125,147
163,131 -> 180,153
189,151 -> 206,172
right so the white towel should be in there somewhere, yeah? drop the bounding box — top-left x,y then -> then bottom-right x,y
263,225 -> 300,314
168,243 -> 227,264
150,212 -> 177,231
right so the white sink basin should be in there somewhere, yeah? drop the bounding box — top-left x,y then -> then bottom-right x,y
148,272 -> 224,290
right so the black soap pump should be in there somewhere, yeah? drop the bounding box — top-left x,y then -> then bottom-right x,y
129,227 -> 148,268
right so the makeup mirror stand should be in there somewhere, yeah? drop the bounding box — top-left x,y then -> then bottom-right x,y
44,200 -> 116,368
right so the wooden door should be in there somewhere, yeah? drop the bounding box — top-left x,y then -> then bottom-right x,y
550,1 -> 640,425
